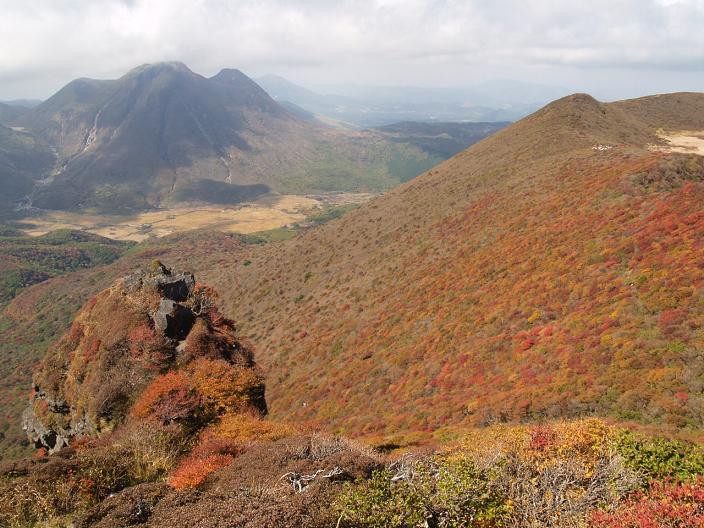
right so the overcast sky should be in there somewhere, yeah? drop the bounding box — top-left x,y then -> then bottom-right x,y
1,0 -> 703,101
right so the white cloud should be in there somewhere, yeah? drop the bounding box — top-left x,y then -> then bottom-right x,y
0,0 -> 703,99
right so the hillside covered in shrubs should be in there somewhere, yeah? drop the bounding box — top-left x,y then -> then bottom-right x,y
208,93 -> 704,443
2,264 -> 704,527
0,228 -> 133,307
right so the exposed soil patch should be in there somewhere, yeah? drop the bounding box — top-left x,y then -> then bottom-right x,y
651,130 -> 704,155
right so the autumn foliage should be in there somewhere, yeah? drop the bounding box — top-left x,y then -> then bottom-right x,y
131,371 -> 201,425
591,479 -> 704,527
190,358 -> 264,415
204,413 -> 294,444
218,131 -> 704,442
168,454 -> 235,490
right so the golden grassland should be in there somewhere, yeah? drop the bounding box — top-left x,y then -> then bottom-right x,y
19,193 -> 375,242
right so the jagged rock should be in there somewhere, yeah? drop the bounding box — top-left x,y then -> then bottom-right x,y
152,299 -> 195,340
22,407 -> 67,452
22,387 -> 95,454
151,273 -> 195,303
123,268 -> 195,303
24,264 -> 263,453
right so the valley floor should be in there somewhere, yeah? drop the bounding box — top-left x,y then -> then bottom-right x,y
18,193 -> 376,242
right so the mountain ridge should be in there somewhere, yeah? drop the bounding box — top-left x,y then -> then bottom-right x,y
10,62 -> 441,211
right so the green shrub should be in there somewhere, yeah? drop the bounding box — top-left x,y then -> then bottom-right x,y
337,469 -> 426,528
336,455 -> 506,528
612,430 -> 704,481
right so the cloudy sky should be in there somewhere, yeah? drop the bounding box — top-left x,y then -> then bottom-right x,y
1,0 -> 703,101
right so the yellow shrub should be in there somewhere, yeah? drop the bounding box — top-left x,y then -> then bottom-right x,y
206,413 -> 294,443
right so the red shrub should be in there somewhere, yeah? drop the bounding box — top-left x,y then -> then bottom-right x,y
675,391 -> 690,402
84,338 -> 102,361
67,321 -> 85,346
659,309 -> 686,335
128,323 -> 156,344
131,371 -> 201,425
590,479 -> 704,527
519,338 -> 535,351
529,424 -> 557,451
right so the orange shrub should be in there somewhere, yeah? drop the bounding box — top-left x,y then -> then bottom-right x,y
168,453 -> 234,490
205,413 -> 294,443
190,358 -> 264,415
453,419 -> 612,467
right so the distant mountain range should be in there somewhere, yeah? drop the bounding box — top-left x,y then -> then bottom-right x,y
0,63 -> 506,213
0,99 -> 42,108
373,121 -> 509,158
256,75 -> 568,127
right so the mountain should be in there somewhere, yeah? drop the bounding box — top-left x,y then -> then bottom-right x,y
14,63 -> 435,211
0,124 -> 55,215
4,92 -> 704,527
203,92 -> 704,442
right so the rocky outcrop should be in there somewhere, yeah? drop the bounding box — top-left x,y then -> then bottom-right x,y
24,262 -> 265,453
